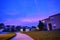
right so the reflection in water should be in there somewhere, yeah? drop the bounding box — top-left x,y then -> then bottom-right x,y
11,32 -> 33,40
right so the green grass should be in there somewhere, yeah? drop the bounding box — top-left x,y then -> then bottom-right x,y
0,33 -> 15,40
23,31 -> 60,40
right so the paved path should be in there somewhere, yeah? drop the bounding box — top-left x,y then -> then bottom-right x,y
11,32 -> 34,40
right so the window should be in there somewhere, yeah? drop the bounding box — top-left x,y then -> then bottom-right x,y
53,24 -> 56,28
50,17 -> 54,20
42,20 -> 45,23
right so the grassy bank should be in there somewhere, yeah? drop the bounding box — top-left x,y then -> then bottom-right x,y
0,33 -> 15,40
23,31 -> 60,40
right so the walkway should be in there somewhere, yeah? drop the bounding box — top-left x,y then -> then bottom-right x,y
10,32 -> 34,40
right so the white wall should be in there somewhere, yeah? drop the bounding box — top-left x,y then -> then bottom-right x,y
20,29 -> 23,32
26,29 -> 30,32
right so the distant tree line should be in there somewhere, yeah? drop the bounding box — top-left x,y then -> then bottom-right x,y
0,20 -> 56,32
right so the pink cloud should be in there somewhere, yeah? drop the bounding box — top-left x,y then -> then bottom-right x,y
4,18 -> 22,26
4,17 -> 41,26
20,18 -> 40,23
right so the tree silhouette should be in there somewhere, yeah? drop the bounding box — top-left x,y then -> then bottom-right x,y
6,25 -> 10,28
6,25 -> 10,32
32,26 -> 36,28
32,26 -> 36,31
23,26 -> 27,31
16,26 -> 21,31
11,25 -> 15,32
0,23 -> 4,29
38,21 -> 44,31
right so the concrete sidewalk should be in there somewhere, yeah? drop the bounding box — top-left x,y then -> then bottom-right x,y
11,32 -> 34,40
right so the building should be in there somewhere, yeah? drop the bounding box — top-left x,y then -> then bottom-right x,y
20,26 -> 31,32
42,13 -> 60,30
42,18 -> 50,30
49,13 -> 60,30
20,27 -> 23,32
25,27 -> 31,32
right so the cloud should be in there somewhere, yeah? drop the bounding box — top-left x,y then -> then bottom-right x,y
4,18 -> 22,25
20,18 -> 40,23
3,17 -> 41,26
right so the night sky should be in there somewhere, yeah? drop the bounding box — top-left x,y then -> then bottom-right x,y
0,0 -> 60,26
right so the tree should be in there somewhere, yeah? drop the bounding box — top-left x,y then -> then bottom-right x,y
38,21 -> 44,31
0,23 -> 4,29
16,26 -> 21,31
11,25 -> 15,32
23,26 -> 27,31
6,25 -> 10,32
32,26 -> 36,28
32,26 -> 36,31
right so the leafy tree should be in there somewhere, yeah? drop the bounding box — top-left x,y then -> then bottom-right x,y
38,21 -> 44,31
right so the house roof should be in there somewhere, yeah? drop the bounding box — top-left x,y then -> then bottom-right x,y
41,13 -> 60,22
49,13 -> 60,17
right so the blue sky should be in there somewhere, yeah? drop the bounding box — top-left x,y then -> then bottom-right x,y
0,0 -> 60,26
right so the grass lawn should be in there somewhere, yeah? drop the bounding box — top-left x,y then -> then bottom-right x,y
0,33 -> 16,40
23,31 -> 60,40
